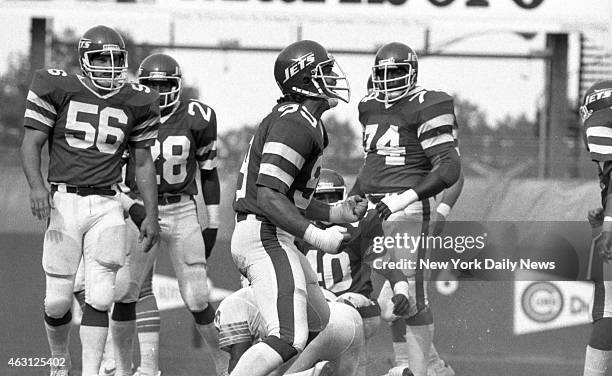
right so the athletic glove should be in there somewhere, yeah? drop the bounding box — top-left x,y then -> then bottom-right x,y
128,203 -> 146,228
303,224 -> 348,254
391,294 -> 411,316
202,228 -> 218,259
376,189 -> 419,220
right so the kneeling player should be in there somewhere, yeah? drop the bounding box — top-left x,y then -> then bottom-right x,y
298,169 -> 382,376
215,286 -> 364,376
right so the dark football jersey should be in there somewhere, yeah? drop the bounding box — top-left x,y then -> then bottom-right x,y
233,101 -> 328,216
125,99 -> 217,196
297,212 -> 385,299
357,86 -> 458,194
23,68 -> 159,187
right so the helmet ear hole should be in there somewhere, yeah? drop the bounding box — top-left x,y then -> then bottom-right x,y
303,76 -> 312,85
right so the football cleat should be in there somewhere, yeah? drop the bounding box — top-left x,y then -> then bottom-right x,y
427,361 -> 455,376
98,357 -> 116,375
133,367 -> 162,376
311,360 -> 333,376
49,354 -> 71,376
387,366 -> 415,376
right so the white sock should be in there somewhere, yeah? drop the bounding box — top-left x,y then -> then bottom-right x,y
229,342 -> 283,376
45,322 -> 71,366
584,345 -> 611,376
80,325 -> 108,376
111,319 -> 136,376
138,331 -> 160,375
393,342 -> 411,367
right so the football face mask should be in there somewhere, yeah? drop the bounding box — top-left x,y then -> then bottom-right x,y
371,63 -> 415,104
82,48 -> 128,91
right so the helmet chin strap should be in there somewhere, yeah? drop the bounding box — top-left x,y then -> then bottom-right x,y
327,98 -> 339,108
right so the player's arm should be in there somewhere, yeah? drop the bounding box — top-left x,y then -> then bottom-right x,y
20,69 -> 60,220
201,168 -> 220,258
20,128 -> 52,220
376,102 -> 461,220
132,147 -> 160,250
194,105 -> 220,259
129,96 -> 162,250
431,167 -> 464,236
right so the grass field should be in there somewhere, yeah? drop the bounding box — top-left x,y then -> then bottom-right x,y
0,231 -> 590,376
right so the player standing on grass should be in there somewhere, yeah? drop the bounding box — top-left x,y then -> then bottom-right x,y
353,42 -> 462,376
231,39 -> 368,376
20,25 -> 160,376
579,80 -> 612,376
110,52 -> 222,376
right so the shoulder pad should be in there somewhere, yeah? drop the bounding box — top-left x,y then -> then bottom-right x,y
186,99 -> 215,123
409,87 -> 453,107
273,102 -> 319,129
33,68 -> 81,94
122,82 -> 160,107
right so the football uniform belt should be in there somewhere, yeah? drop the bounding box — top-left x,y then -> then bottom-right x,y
51,184 -> 116,196
235,212 -> 268,222
157,194 -> 192,206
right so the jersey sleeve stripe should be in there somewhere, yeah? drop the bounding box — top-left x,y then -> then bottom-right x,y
27,90 -> 57,115
197,141 -> 217,157
586,126 -> 612,139
588,143 -> 612,159
417,114 -> 455,138
199,159 -> 218,170
418,125 -> 453,143
420,133 -> 455,150
24,109 -> 55,128
129,124 -> 159,143
259,163 -> 294,189
262,142 -> 306,170
132,115 -> 160,133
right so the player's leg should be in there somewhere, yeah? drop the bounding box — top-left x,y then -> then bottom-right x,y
82,196 -> 127,376
299,251 -> 330,333
584,281 -> 612,376
426,344 -> 454,376
134,262 -> 161,376
166,202 -> 221,369
112,219 -> 157,376
383,199 -> 434,376
229,219 -> 309,376
285,302 -> 364,376
42,192 -> 84,375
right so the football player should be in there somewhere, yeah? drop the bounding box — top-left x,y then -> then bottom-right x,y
353,42 -> 462,376
215,286 -> 364,376
20,25 -> 160,376
297,169 -> 382,376
231,40 -> 367,376
109,52 -> 221,376
580,80 -> 612,376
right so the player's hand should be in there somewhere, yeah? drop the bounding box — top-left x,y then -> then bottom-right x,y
431,211 -> 447,236
202,228 -> 218,259
391,294 -> 411,316
128,203 -> 146,228
588,208 -> 605,229
139,215 -> 160,253
597,231 -> 612,262
329,195 -> 368,223
30,186 -> 53,220
375,201 -> 392,220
